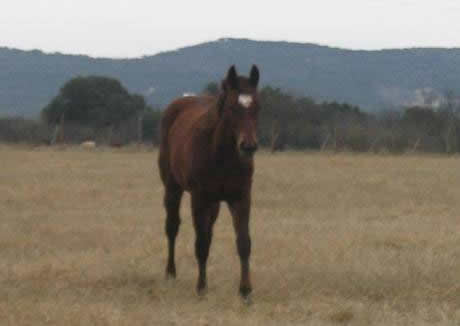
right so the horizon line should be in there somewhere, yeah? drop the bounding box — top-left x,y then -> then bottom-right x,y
2,37 -> 460,60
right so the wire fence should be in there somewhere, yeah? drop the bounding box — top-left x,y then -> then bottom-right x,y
0,116 -> 160,147
2,114 -> 460,154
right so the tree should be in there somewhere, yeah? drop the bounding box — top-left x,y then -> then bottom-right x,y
436,91 -> 460,154
41,76 -> 147,128
202,82 -> 220,96
401,106 -> 441,151
142,107 -> 163,144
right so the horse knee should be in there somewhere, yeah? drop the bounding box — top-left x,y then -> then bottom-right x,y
195,233 -> 211,261
164,193 -> 180,209
165,217 -> 180,238
237,235 -> 251,260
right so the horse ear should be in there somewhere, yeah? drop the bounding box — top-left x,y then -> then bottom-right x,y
249,65 -> 259,88
226,65 -> 238,90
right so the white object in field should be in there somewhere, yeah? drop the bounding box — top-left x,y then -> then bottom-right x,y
81,140 -> 96,148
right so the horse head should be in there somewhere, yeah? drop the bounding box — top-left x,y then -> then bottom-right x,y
218,65 -> 260,159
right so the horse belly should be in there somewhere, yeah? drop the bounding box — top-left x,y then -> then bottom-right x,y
198,175 -> 250,202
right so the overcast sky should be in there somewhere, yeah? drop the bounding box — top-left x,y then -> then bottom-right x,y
1,0 -> 460,58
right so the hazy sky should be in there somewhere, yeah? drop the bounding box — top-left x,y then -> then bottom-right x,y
2,0 -> 460,58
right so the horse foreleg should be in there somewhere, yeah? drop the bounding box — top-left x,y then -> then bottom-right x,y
228,197 -> 252,299
191,193 -> 219,295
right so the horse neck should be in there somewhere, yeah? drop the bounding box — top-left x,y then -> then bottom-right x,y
209,113 -> 240,166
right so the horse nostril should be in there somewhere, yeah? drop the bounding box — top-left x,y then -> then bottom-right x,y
240,143 -> 258,154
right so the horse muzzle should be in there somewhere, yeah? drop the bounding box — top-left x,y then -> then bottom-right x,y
239,142 -> 258,157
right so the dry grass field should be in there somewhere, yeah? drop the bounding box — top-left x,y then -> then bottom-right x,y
1,145 -> 460,325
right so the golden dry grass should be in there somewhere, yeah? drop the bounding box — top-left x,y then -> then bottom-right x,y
1,144 -> 460,325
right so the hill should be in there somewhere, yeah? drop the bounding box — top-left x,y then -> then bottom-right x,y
1,38 -> 460,116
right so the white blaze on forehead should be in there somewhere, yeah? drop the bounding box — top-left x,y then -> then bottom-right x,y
238,94 -> 253,108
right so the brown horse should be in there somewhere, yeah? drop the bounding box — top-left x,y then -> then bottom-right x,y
158,65 -> 260,300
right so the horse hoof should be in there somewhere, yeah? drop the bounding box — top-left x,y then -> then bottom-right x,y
165,271 -> 176,280
241,293 -> 253,306
197,286 -> 208,298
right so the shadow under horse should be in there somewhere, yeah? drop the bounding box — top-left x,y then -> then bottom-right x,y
158,65 -> 261,300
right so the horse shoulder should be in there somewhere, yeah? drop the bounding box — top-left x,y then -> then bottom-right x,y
163,96 -> 216,189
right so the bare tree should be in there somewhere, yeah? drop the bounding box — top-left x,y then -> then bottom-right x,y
270,120 -> 280,153
440,91 -> 460,154
137,110 -> 144,145
51,112 -> 65,145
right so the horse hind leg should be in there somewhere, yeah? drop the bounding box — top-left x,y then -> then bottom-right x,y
164,181 -> 183,279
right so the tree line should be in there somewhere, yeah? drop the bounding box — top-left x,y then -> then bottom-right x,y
1,75 -> 459,154
205,81 -> 460,153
